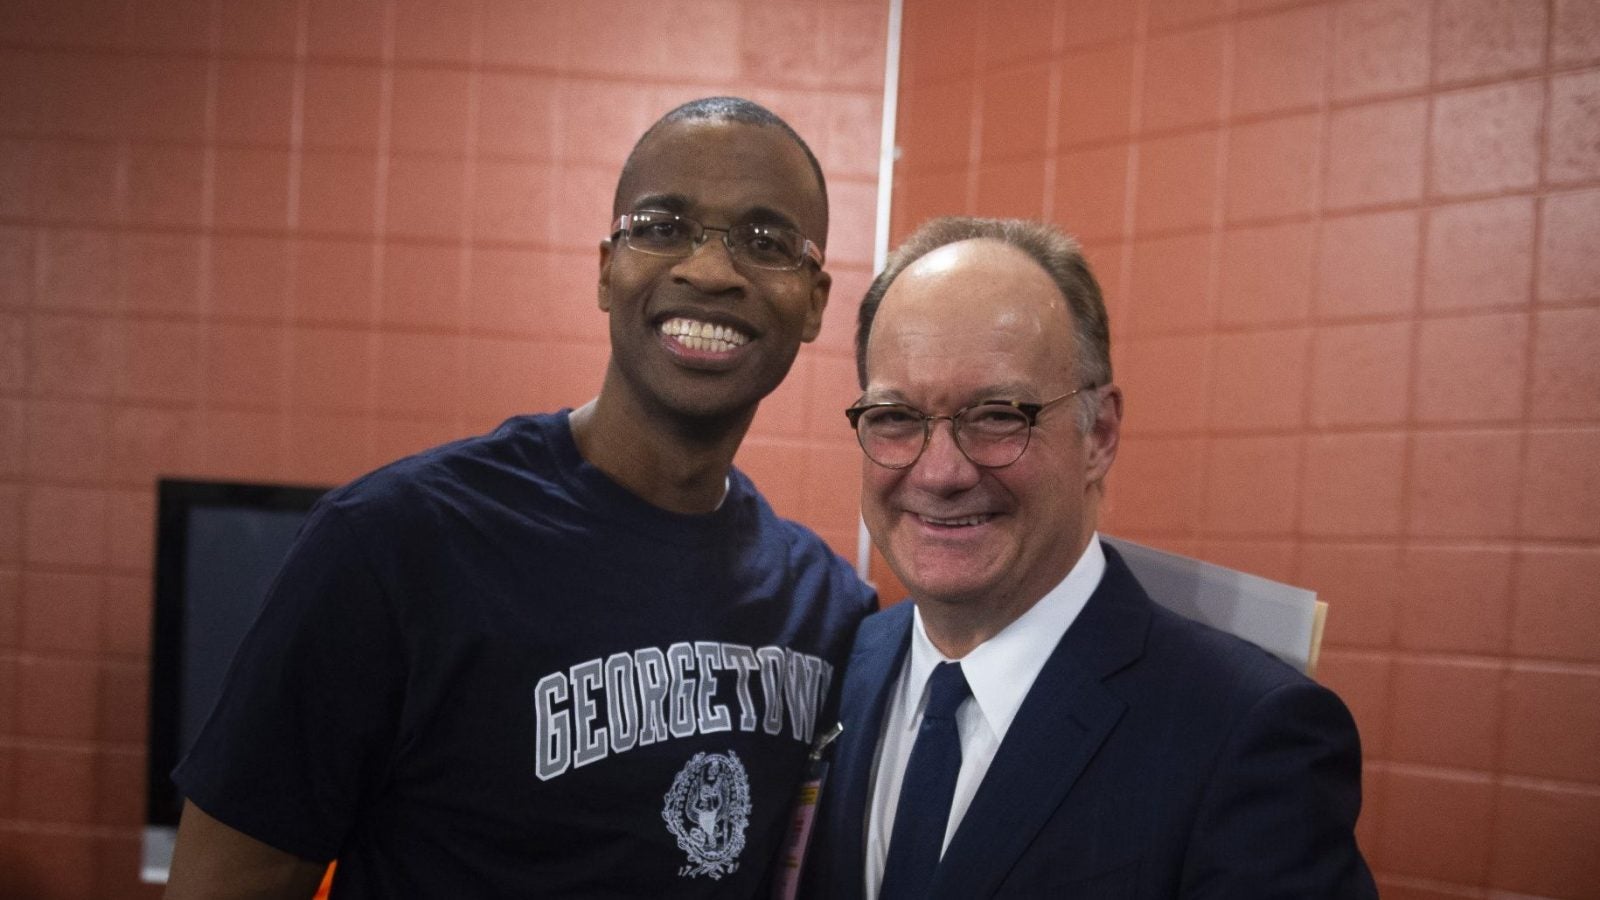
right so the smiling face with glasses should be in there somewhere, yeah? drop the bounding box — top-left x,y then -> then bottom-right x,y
856,238 -> 1120,642
598,118 -> 830,427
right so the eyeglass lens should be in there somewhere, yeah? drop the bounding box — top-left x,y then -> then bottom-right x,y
619,211 -> 810,270
855,405 -> 1033,469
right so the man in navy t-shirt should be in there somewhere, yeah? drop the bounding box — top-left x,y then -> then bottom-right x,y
163,97 -> 876,899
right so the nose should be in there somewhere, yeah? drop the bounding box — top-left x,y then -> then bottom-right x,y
906,418 -> 982,494
671,232 -> 746,294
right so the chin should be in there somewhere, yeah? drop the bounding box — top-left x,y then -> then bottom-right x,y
905,585 -> 991,609
890,561 -> 999,609
636,380 -> 766,428
665,375 -> 789,421
886,534 -> 1002,586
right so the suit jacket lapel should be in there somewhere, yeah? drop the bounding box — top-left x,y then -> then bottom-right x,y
819,602 -> 913,900
932,545 -> 1152,898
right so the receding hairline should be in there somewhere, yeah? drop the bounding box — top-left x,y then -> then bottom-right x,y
893,236 -> 1065,292
855,216 -> 1112,392
870,237 -> 1081,364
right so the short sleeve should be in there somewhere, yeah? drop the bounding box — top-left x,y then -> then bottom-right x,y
172,501 -> 406,862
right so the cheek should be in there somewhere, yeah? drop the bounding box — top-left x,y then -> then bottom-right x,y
603,258 -> 664,306
772,285 -> 823,333
859,464 -> 900,521
1000,465 -> 1079,539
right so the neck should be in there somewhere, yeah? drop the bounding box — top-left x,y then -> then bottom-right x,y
569,386 -> 753,516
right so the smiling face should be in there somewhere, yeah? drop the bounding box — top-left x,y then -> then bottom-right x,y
860,239 -> 1116,632
597,119 -> 830,429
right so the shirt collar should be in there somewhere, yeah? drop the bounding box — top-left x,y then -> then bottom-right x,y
906,534 -> 1106,741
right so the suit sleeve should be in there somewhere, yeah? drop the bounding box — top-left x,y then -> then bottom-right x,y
1179,679 -> 1378,899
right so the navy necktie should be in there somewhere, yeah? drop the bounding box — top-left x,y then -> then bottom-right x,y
879,661 -> 971,900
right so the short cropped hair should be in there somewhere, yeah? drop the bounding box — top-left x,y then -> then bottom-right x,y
856,217 -> 1112,399
615,96 -> 829,242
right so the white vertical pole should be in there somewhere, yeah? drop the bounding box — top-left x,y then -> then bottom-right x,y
859,0 -> 904,582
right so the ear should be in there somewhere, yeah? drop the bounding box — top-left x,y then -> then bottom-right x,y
597,238 -> 614,312
1084,384 -> 1122,487
799,269 -> 831,343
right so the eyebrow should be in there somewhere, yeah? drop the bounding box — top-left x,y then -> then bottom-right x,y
858,383 -> 1045,407
629,194 -> 803,231
631,193 -> 690,214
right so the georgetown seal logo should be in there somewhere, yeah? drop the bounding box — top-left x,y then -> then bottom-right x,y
662,750 -> 751,879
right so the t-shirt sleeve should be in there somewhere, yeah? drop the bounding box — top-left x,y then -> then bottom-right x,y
172,500 -> 406,862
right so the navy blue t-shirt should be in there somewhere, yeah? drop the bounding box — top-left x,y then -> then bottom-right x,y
174,412 -> 876,898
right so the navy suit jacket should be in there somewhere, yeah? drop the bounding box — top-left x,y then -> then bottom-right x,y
804,543 -> 1377,898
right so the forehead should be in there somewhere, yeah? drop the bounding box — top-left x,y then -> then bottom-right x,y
614,119 -> 826,234
866,239 -> 1076,395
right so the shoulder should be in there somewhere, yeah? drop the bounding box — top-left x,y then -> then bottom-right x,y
732,472 -> 877,613
1148,603 -> 1309,694
1108,600 -> 1328,743
1083,550 -> 1344,741
1108,604 -> 1362,789
1083,568 -> 1365,837
320,413 -> 561,527
849,600 -> 912,657
1091,544 -> 1315,700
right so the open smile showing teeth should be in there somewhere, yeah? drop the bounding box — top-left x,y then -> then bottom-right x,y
660,317 -> 750,353
919,514 -> 992,527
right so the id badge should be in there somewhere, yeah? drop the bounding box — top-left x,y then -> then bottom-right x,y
771,722 -> 843,900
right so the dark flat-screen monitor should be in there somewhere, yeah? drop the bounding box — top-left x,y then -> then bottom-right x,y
143,478 -> 327,882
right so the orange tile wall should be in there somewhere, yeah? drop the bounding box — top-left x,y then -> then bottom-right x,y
883,0 -> 1600,897
0,0 -> 886,896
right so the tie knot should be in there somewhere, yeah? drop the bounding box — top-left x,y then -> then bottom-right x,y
924,662 -> 970,721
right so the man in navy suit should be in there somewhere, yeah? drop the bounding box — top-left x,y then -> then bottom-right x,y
806,217 -> 1377,898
